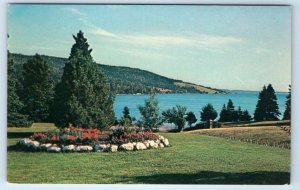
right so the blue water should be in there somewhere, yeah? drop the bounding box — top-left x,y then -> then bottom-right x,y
114,91 -> 288,120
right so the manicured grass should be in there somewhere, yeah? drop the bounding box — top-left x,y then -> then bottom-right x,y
7,123 -> 57,133
7,133 -> 290,184
185,126 -> 291,149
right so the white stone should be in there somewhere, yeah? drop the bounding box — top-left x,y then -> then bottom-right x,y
62,144 -> 76,152
47,146 -> 61,152
19,138 -> 31,146
158,135 -> 165,140
120,143 -> 134,151
155,139 -> 160,144
148,140 -> 158,148
159,143 -> 165,148
75,145 -> 93,152
135,142 -> 147,150
95,144 -> 110,152
29,141 -> 40,149
40,143 -> 52,150
110,145 -> 118,152
143,140 -> 150,148
162,138 -> 170,147
132,142 -> 137,146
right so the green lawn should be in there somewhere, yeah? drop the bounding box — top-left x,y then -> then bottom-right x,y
7,133 -> 290,184
7,123 -> 57,133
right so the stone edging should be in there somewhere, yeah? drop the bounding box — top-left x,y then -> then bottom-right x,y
17,135 -> 170,153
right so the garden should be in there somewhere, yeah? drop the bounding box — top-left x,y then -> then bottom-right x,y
16,126 -> 170,153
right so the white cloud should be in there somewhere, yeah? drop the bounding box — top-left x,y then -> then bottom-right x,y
90,28 -> 117,38
116,33 -> 242,49
79,18 -> 243,54
65,7 -> 86,16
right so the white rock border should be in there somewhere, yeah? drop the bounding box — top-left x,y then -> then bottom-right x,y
16,135 -> 170,153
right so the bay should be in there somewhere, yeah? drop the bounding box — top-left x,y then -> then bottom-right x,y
114,91 -> 288,120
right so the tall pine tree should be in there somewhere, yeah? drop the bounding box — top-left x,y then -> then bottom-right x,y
254,84 -> 280,121
52,30 -> 115,129
283,85 -> 291,120
21,54 -> 54,122
7,51 -> 32,127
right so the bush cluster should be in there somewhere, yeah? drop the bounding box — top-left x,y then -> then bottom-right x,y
109,127 -> 159,145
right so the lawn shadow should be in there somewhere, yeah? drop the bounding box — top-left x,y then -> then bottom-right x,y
7,144 -> 31,152
116,170 -> 290,184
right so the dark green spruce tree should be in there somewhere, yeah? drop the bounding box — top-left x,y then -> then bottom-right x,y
254,84 -> 280,121
240,110 -> 252,122
219,99 -> 236,122
52,30 -> 115,129
200,103 -> 218,122
21,54 -> 54,122
7,51 -> 32,127
283,85 -> 291,120
253,85 -> 267,121
120,106 -> 132,126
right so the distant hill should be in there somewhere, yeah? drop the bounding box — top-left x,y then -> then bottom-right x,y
11,53 -> 225,95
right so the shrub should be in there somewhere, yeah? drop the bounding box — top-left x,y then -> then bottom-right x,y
109,127 -> 159,145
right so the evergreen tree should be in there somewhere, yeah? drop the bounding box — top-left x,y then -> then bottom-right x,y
283,85 -> 291,120
240,110 -> 252,122
162,105 -> 187,132
200,103 -> 218,121
21,54 -> 54,122
52,30 -> 115,129
120,106 -> 132,126
232,106 -> 242,122
254,85 -> 267,121
7,51 -> 32,127
185,111 -> 197,127
254,84 -> 280,121
265,84 -> 281,120
219,100 -> 236,122
218,104 -> 229,122
227,99 -> 235,110
138,94 -> 160,130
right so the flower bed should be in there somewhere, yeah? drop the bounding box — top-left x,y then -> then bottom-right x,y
16,127 -> 170,153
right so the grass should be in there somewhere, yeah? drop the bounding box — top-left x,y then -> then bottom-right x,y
7,123 -> 57,133
185,126 -> 291,149
7,123 -> 58,138
7,132 -> 290,184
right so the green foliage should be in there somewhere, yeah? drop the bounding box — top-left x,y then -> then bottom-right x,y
120,106 -> 132,126
7,51 -> 32,128
138,94 -> 161,130
283,85 -> 291,120
51,31 -> 115,129
240,110 -> 252,122
185,111 -> 197,127
162,105 -> 188,132
200,103 -> 218,121
20,54 -> 54,122
11,53 -> 224,95
254,84 -> 281,121
219,100 -> 252,122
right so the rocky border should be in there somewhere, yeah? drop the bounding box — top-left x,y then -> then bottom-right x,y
17,135 -> 170,153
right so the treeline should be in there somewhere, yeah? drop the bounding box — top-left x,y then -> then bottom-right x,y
8,31 -> 115,128
11,53 -> 222,95
115,84 -> 291,132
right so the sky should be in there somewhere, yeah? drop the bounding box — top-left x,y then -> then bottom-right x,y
7,4 -> 291,92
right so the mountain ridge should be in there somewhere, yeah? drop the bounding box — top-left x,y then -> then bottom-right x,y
11,53 -> 226,95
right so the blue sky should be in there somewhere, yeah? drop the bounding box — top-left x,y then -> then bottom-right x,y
7,4 -> 291,92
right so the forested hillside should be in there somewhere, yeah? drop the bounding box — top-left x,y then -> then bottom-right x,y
11,53 -> 225,95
